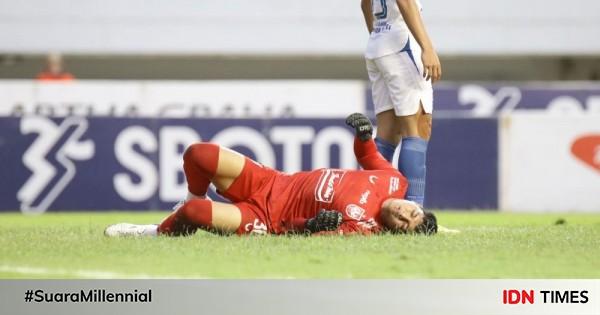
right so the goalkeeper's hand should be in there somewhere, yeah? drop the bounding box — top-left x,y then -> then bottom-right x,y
345,112 -> 373,141
305,209 -> 343,233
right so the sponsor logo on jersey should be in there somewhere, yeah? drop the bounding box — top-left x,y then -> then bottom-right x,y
388,176 -> 400,194
17,116 -> 95,214
314,169 -> 346,203
244,219 -> 268,235
571,135 -> 600,173
369,175 -> 378,184
345,204 -> 366,221
359,190 -> 371,205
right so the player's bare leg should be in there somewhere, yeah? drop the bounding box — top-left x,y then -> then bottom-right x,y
376,104 -> 429,140
417,110 -> 432,141
373,109 -> 405,162
376,109 -> 404,145
158,199 -> 242,236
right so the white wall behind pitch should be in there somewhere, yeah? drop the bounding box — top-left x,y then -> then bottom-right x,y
1,0 -> 599,55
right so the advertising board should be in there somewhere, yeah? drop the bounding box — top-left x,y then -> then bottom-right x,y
500,113 -> 600,212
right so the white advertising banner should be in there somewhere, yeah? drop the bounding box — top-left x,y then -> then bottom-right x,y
500,112 -> 600,212
0,80 -> 365,118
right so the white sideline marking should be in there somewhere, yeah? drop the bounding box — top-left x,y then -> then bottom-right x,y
0,265 -> 210,279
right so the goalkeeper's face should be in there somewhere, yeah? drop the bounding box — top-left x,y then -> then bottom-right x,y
380,199 -> 425,233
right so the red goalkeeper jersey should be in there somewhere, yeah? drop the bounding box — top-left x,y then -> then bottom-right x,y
269,138 -> 407,235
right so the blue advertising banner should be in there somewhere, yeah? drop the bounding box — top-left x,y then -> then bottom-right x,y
426,118 -> 498,209
0,117 -> 497,212
367,83 -> 600,117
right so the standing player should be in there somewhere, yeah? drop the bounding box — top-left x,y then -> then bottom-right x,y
105,113 -> 438,237
361,0 -> 441,206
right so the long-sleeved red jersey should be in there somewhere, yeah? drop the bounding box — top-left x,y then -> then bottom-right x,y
261,137 -> 408,235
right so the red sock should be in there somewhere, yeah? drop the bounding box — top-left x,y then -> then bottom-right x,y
183,143 -> 220,197
158,199 -> 213,236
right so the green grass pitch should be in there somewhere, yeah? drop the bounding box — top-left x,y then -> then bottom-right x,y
0,211 -> 598,279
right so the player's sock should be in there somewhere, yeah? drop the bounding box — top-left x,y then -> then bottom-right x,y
374,137 -> 396,162
397,137 -> 428,205
158,199 -> 213,236
183,143 -> 220,197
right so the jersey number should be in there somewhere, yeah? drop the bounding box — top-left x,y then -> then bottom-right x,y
372,0 -> 388,19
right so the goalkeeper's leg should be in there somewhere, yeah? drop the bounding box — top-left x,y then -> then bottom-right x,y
106,199 -> 246,237
183,142 -> 274,202
158,199 -> 242,236
106,143 -> 273,237
183,142 -> 246,197
166,142 -> 241,235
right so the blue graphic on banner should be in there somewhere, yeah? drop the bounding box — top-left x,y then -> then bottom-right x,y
0,117 -> 358,212
426,118 -> 498,209
0,117 -> 498,212
366,83 -> 600,116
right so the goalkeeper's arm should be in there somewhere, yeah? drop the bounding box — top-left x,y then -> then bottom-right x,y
345,113 -> 395,171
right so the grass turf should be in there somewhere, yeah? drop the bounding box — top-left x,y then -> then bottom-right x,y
0,211 -> 598,279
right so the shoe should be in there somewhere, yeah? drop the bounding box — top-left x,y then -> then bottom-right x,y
104,223 -> 158,237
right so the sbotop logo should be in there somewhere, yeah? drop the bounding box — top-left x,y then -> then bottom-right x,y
17,116 -> 95,214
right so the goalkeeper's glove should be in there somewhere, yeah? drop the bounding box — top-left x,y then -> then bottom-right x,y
305,209 -> 343,233
345,112 -> 373,141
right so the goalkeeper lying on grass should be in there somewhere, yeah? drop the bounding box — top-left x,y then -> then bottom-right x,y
105,113 -> 438,237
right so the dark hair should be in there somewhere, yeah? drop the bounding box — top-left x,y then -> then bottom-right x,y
415,211 -> 437,235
